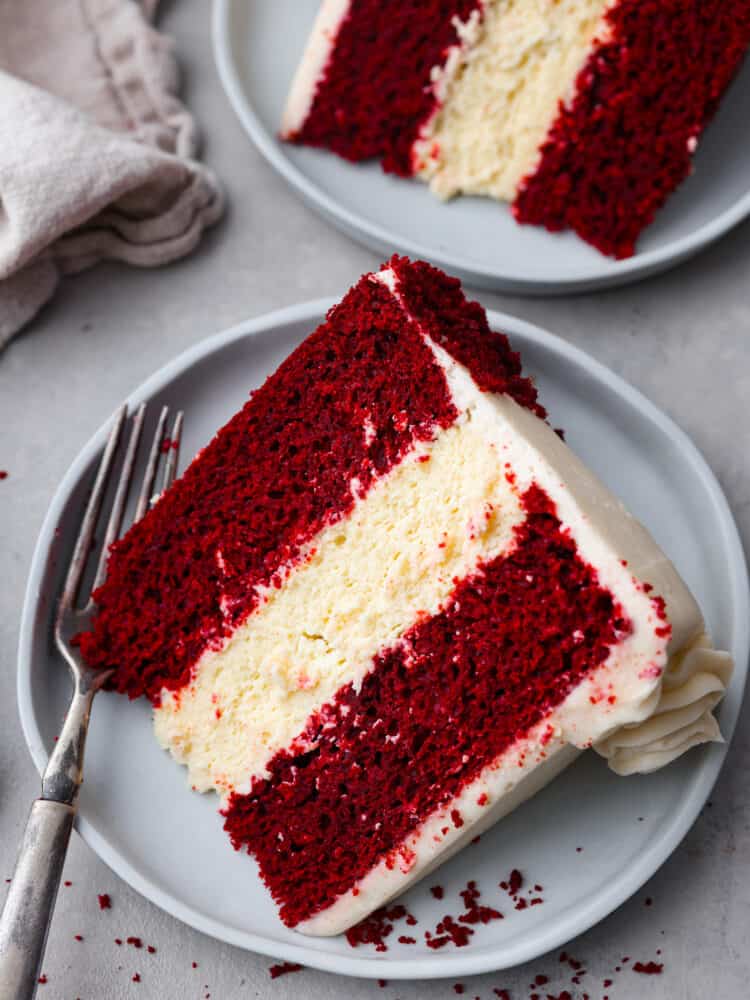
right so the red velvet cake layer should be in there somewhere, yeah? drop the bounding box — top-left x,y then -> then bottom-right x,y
78,258 -> 542,704
289,0 -> 481,175
513,0 -> 750,258
390,258 -> 546,417
222,486 -> 630,928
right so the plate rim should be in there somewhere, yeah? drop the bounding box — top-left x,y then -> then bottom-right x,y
17,300 -> 750,980
212,0 -> 750,295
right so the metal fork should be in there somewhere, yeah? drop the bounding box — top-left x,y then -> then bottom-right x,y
0,403 -> 184,1000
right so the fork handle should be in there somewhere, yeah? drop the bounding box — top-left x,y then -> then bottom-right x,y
0,800 -> 75,1000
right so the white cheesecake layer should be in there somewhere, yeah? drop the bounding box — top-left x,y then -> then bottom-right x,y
414,0 -> 613,200
154,418 -> 525,796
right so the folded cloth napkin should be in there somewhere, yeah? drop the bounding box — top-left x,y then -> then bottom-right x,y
0,0 -> 224,349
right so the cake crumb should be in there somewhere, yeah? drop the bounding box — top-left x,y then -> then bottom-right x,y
269,961 -> 303,979
633,961 -> 663,975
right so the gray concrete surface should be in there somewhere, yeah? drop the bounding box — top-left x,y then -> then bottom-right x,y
1,2 -> 749,997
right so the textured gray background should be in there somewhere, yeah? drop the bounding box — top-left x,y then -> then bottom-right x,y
1,2 -> 749,998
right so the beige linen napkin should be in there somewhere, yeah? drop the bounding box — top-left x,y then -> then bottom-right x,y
0,0 -> 224,348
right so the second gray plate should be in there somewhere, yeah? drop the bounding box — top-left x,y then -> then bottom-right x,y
214,0 -> 750,295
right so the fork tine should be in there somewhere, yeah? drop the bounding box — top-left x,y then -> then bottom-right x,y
134,405 -> 169,523
160,410 -> 184,496
59,405 -> 127,612
88,402 -> 146,599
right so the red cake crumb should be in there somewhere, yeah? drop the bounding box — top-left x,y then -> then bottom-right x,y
559,951 -> 586,974
426,914 -> 473,950
127,936 -> 143,949
454,985 -> 465,995
0,471 -> 7,480
63,880 -> 72,887
508,870 -> 523,895
457,881 -> 502,926
377,980 -> 387,988
422,880 -> 503,950
288,1 -> 482,174
223,485 -> 627,926
97,893 -> 111,909
147,945 -> 156,954
493,991 -> 510,1000
345,904 -> 415,952
633,961 -> 663,975
115,938 -> 123,946
37,975 -> 47,984
132,973 -> 141,983
398,934 -> 417,944
268,961 -> 303,979
74,934 -> 83,941
514,1 -> 750,256
192,962 -> 198,969
430,885 -> 444,900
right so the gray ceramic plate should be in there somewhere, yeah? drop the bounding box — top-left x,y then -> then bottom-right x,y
17,303 -> 749,979
213,0 -> 750,295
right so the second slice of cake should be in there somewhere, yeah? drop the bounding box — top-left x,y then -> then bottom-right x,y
79,257 -> 732,935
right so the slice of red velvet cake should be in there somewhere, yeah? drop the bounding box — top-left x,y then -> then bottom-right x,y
79,258 -> 732,935
281,1 -> 750,258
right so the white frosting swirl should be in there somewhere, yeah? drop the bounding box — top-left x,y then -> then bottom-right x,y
595,634 -> 733,775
